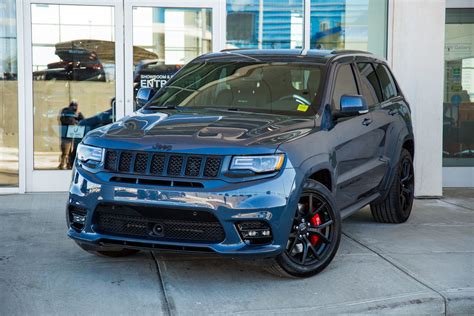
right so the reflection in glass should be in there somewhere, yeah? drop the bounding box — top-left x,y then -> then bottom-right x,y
0,0 -> 19,187
132,7 -> 212,110
31,4 -> 116,170
443,9 -> 474,166
226,0 -> 304,49
310,0 -> 387,56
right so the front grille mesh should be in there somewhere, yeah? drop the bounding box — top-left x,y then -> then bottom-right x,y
150,154 -> 165,175
103,150 -> 222,179
134,153 -> 148,173
118,152 -> 132,172
104,150 -> 117,170
167,156 -> 184,176
185,157 -> 202,177
95,205 -> 225,243
204,158 -> 222,177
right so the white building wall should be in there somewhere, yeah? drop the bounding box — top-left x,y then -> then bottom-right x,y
389,0 -> 445,197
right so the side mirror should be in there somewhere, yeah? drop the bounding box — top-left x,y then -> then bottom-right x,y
136,87 -> 155,109
340,95 -> 368,116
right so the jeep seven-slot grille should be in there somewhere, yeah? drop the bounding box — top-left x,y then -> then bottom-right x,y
94,204 -> 225,243
104,150 -> 222,178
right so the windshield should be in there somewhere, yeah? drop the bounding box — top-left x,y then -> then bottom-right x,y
145,61 -> 325,116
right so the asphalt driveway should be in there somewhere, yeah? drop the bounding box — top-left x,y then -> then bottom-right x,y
0,190 -> 472,315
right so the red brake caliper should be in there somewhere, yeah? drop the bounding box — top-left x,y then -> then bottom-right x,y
310,213 -> 321,245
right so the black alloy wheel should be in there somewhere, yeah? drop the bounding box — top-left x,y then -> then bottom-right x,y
399,155 -> 414,215
268,180 -> 341,278
370,148 -> 414,223
286,193 -> 336,265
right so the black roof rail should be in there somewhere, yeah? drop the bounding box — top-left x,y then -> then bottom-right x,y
332,49 -> 373,55
220,48 -> 253,52
300,48 -> 336,56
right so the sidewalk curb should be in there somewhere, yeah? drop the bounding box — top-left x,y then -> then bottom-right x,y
444,288 -> 474,315
223,292 -> 444,315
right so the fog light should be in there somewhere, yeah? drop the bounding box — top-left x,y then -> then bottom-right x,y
68,205 -> 87,231
248,230 -> 257,237
72,214 -> 86,224
236,221 -> 272,245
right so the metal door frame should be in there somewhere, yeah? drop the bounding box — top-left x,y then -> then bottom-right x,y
22,0 -> 125,192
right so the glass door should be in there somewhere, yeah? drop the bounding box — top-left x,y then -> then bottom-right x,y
23,0 -> 222,191
124,0 -> 224,113
24,0 -> 124,191
0,0 -> 19,191
443,2 -> 474,187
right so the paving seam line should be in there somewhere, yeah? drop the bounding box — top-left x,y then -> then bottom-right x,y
438,198 -> 474,212
151,251 -> 173,316
342,232 -> 448,315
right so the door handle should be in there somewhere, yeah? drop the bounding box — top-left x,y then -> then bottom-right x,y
388,109 -> 399,116
362,118 -> 373,126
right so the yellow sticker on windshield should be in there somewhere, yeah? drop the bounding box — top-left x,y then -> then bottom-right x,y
297,104 -> 309,112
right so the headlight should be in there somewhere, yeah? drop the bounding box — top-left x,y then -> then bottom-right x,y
76,143 -> 103,164
230,154 -> 285,173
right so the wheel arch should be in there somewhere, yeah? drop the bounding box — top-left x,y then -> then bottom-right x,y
378,129 -> 414,200
402,138 -> 414,159
297,153 -> 335,194
309,169 -> 332,192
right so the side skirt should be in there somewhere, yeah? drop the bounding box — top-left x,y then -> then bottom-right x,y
340,193 -> 380,220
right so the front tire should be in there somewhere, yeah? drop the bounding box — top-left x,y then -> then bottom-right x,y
268,180 -> 341,278
370,148 -> 414,223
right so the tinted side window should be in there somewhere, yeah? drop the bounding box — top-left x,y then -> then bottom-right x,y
332,64 -> 358,111
356,62 -> 382,107
375,63 -> 398,100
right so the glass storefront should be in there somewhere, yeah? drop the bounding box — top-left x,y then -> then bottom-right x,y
443,8 -> 474,167
310,0 -> 387,57
3,0 -> 392,191
132,6 -> 213,110
31,4 -> 116,170
3,0 -> 471,191
226,0 -> 304,49
0,0 -> 19,187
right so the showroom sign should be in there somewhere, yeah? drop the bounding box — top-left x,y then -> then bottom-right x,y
139,73 -> 174,89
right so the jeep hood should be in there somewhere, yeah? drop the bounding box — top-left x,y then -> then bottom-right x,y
84,108 -> 315,154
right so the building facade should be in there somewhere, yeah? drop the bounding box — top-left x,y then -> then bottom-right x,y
0,0 -> 472,194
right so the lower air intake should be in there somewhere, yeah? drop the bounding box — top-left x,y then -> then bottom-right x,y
94,204 -> 225,244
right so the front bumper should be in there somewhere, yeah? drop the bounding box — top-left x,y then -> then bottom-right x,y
67,166 -> 299,257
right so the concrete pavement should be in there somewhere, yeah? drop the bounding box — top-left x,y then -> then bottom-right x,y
0,191 -> 472,315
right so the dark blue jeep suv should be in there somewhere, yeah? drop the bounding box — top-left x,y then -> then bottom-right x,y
67,49 -> 414,277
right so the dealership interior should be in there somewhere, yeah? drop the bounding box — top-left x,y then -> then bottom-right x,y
0,0 -> 473,193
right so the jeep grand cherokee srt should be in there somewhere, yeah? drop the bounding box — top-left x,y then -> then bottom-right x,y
67,49 -> 414,277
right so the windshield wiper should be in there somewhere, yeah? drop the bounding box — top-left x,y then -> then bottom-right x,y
146,105 -> 178,110
204,107 -> 241,112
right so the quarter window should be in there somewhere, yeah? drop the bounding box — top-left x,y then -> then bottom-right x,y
332,64 -> 358,111
356,62 -> 382,107
375,64 -> 398,100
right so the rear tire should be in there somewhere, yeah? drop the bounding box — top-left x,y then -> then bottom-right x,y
370,149 -> 414,223
267,180 -> 341,278
75,242 -> 139,257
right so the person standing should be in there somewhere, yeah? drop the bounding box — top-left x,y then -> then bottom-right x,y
58,101 -> 84,169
